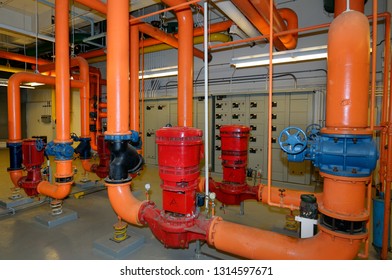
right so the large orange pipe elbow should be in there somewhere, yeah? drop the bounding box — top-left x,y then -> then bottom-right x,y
249,0 -> 298,49
106,182 -> 145,226
9,170 -> 24,187
37,160 -> 74,199
162,0 -> 194,127
325,10 -> 370,130
81,159 -> 97,173
207,217 -> 361,259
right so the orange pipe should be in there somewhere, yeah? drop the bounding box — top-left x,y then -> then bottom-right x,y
162,0 -> 194,127
207,217 -> 361,259
74,0 -> 106,14
334,0 -> 365,17
260,184 -> 322,209
325,10 -> 370,131
105,0 -> 130,136
81,159 -> 97,173
230,0 -> 287,51
130,25 -> 139,132
249,0 -> 298,49
0,50 -> 50,65
319,173 -> 369,220
106,182 -> 145,225
55,0 -> 71,142
140,20 -> 233,48
369,0 -> 378,132
9,170 -> 24,187
37,160 -> 74,200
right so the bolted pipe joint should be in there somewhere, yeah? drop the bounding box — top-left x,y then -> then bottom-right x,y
45,141 -> 75,160
105,140 -> 144,183
7,142 -> 23,171
74,137 -> 92,160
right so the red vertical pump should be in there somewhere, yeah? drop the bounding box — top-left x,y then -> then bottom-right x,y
18,138 -> 46,196
209,125 -> 259,205
95,134 -> 110,178
156,126 -> 203,215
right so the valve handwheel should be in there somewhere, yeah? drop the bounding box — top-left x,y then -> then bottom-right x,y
305,123 -> 321,140
279,127 -> 307,154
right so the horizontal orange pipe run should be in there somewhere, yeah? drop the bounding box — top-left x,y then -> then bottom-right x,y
207,217 -> 361,259
0,50 -> 50,65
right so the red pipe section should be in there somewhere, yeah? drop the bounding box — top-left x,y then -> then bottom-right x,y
249,0 -> 298,49
162,0 -> 194,127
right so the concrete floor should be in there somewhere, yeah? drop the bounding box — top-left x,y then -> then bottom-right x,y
0,148 -> 390,260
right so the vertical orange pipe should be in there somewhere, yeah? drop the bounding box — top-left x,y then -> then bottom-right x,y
105,0 -> 130,136
130,24 -> 140,132
55,0 -> 71,142
162,0 -> 194,127
334,0 -> 365,17
370,0 -> 378,131
325,10 -> 370,130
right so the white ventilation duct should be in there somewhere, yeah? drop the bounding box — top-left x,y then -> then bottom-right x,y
215,0 -> 262,42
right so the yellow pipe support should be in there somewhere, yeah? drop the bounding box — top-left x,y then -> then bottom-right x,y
86,33 -> 232,64
0,65 -> 33,73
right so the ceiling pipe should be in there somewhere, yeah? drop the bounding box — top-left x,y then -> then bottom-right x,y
162,0 -> 194,127
0,50 -> 50,66
249,0 -> 298,50
0,23 -> 55,43
229,0 -> 291,51
0,65 -> 34,73
214,0 -> 262,42
334,0 -> 365,17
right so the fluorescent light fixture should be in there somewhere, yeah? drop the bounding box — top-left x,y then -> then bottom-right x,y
231,45 -> 328,68
24,82 -> 45,87
0,78 -> 36,89
139,66 -> 178,79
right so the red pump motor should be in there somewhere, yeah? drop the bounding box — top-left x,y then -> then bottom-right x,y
156,126 -> 203,215
208,125 -> 258,205
18,139 -> 45,196
95,134 -> 110,178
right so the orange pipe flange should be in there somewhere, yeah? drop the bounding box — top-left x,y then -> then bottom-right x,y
249,0 -> 298,49
9,170 -> 24,187
334,0 -> 365,17
130,24 -> 140,132
105,0 -> 130,136
319,172 -> 369,221
162,0 -> 194,127
325,10 -> 370,131
207,217 -> 361,260
106,182 -> 145,226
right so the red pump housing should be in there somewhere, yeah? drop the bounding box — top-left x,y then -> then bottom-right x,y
209,125 -> 258,205
95,134 -> 110,178
18,139 -> 45,196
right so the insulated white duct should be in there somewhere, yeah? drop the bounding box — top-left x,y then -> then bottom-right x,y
215,0 -> 262,41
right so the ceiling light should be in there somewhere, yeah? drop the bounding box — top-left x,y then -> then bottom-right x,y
139,66 -> 178,79
231,45 -> 328,68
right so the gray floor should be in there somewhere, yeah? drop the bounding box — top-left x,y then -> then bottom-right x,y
0,148 -> 390,260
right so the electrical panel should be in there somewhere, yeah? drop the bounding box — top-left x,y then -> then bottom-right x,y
143,91 -> 314,187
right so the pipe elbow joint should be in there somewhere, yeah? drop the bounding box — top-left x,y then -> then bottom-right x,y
37,180 -> 73,200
